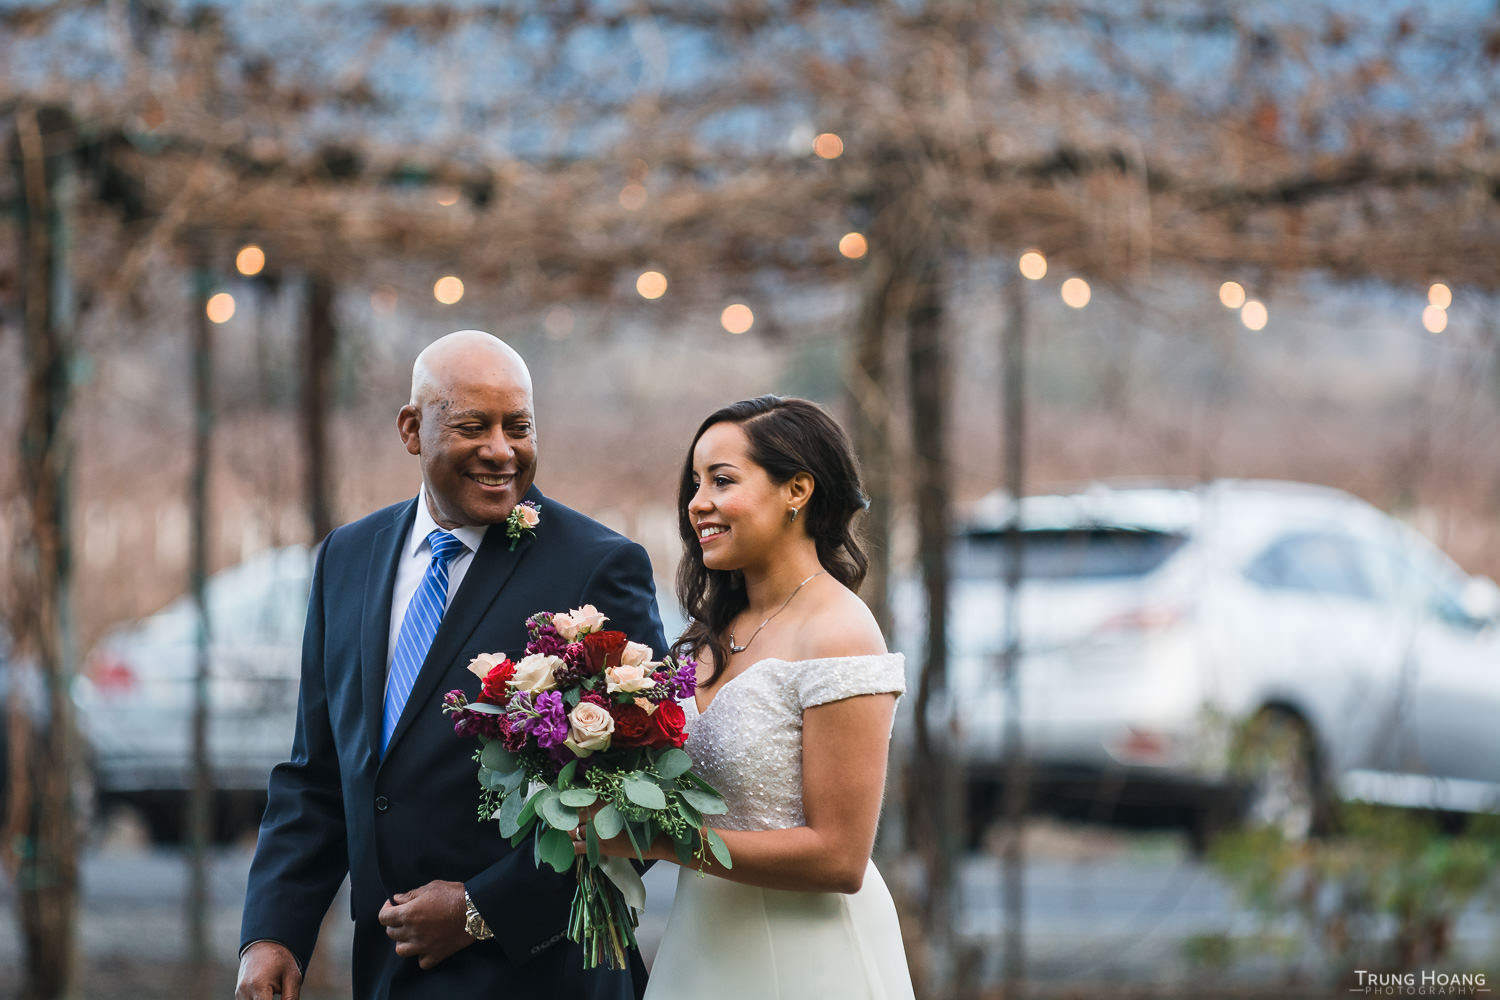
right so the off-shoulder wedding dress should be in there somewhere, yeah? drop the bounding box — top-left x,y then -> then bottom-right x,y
645,654 -> 916,1000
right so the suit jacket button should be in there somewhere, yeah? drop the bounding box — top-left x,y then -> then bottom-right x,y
375,796 -> 390,812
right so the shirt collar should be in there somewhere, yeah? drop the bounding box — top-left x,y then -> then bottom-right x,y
409,488 -> 488,558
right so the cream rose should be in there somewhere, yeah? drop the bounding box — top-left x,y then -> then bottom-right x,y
550,611 -> 580,641
564,702 -> 615,757
466,651 -> 509,681
605,663 -> 657,694
509,653 -> 564,694
569,604 -> 608,634
619,641 -> 655,668
518,505 -> 540,528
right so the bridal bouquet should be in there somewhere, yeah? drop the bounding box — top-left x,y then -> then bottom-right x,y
442,605 -> 730,971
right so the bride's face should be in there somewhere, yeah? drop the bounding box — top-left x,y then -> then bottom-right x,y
687,422 -> 791,572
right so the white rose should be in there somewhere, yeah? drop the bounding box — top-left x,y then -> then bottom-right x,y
564,702 -> 615,757
510,653 -> 564,694
605,663 -> 657,694
551,612 -> 580,641
619,641 -> 655,668
569,604 -> 609,634
466,651 -> 509,681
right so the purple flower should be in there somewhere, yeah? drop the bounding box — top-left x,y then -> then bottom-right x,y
527,691 -> 569,749
667,656 -> 699,701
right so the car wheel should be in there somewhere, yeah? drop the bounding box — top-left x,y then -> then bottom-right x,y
1233,709 -> 1321,842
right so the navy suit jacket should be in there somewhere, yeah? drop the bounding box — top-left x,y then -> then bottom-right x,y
240,485 -> 667,1000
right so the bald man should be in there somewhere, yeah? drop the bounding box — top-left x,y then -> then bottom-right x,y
238,331 -> 665,1000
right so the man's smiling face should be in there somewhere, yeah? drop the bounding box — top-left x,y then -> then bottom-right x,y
398,335 -> 538,529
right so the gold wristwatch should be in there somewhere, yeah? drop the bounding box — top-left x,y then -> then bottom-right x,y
463,891 -> 493,940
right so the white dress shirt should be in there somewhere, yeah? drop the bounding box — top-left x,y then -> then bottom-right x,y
386,490 -> 490,683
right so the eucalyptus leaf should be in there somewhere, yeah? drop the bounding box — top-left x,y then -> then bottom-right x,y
501,766 -> 527,794
539,827 -> 576,874
564,688 -> 581,707
465,702 -> 506,715
586,821 -> 601,867
593,803 -> 623,840
539,794 -> 580,832
677,799 -> 704,829
516,787 -> 542,829
705,828 -> 733,869
652,748 -> 693,780
623,776 -> 667,810
480,742 -> 518,771
681,787 -> 728,815
673,837 -> 695,866
497,787 -> 526,837
559,788 -> 599,807
558,760 -> 579,790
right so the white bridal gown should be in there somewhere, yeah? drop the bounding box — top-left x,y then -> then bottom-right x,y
645,654 -> 916,1000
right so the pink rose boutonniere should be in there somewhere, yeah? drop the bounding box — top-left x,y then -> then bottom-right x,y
505,501 -> 541,551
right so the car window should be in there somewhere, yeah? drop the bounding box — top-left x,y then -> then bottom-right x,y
1358,544 -> 1481,629
1244,533 -> 1374,600
956,528 -> 1188,581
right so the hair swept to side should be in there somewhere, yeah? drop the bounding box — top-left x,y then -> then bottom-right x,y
672,395 -> 869,686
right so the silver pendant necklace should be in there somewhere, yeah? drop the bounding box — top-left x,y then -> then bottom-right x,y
728,570 -> 826,654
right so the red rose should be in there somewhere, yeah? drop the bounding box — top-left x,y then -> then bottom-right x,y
645,700 -> 688,749
582,630 -> 629,674
609,701 -> 652,747
479,659 -> 516,704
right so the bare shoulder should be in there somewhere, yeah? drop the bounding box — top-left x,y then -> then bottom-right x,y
795,581 -> 888,661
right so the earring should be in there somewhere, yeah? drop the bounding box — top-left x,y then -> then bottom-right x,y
788,507 -> 799,524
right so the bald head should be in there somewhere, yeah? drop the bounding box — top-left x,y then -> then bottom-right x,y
410,330 -> 532,408
398,330 -> 539,528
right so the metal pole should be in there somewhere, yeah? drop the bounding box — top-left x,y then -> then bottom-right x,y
1001,270 -> 1028,998
187,262 -> 215,988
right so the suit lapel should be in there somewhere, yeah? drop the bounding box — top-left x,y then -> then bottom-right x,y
381,488 -> 542,760
361,498 -> 418,763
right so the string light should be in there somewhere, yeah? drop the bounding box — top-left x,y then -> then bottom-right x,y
1061,277 -> 1091,309
1241,299 -> 1268,331
813,132 -> 844,159
636,271 -> 668,300
436,188 -> 460,207
838,232 -> 868,259
619,184 -> 647,211
1422,305 -> 1448,334
206,292 -> 236,324
1428,283 -> 1452,310
721,303 -> 754,334
1018,250 -> 1047,280
1219,281 -> 1246,309
433,276 -> 465,305
235,245 -> 265,277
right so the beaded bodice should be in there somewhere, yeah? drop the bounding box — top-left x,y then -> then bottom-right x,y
681,654 -> 906,832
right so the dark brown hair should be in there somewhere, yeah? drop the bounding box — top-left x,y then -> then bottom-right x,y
672,395 -> 869,684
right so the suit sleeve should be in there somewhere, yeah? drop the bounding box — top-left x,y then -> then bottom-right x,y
464,537 -> 666,962
239,541 -> 351,970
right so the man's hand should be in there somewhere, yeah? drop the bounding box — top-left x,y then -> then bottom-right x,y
235,941 -> 302,1000
378,880 -> 473,970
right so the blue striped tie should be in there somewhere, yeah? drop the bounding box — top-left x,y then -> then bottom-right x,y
382,529 -> 466,756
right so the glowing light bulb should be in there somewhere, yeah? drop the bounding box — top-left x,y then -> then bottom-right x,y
433,276 -> 465,305
235,245 -> 265,277
1219,281 -> 1246,309
1241,299 -> 1268,331
813,132 -> 844,159
206,292 -> 236,324
721,304 -> 754,334
636,271 -> 668,300
1428,283 -> 1452,310
1423,306 -> 1448,334
1061,277 -> 1091,309
838,232 -> 868,259
436,188 -> 460,207
1018,250 -> 1047,281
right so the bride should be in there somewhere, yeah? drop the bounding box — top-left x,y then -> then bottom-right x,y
592,394 -> 915,999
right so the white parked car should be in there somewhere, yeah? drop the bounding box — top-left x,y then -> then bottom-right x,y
894,480 -> 1500,845
73,545 -> 313,841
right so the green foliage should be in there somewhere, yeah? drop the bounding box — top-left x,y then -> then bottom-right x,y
1202,804 -> 1500,978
